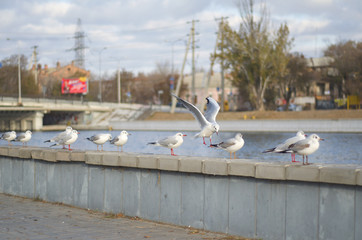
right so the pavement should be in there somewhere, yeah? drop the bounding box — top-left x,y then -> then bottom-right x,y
0,193 -> 242,240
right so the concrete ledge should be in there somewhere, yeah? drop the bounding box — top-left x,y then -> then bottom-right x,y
42,149 -> 58,162
255,162 -> 287,180
158,155 -> 179,171
228,159 -> 256,177
119,153 -> 138,168
0,146 -> 361,186
320,165 -> 358,185
179,156 -> 203,173
202,159 -> 228,175
70,151 -> 86,162
286,164 -> 321,182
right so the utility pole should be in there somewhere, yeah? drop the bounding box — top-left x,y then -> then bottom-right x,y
98,47 -> 107,102
18,53 -> 22,106
216,17 -> 228,112
117,64 -> 121,104
189,19 -> 199,104
170,28 -> 192,114
31,45 -> 38,85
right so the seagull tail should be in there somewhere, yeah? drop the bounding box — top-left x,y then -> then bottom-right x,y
44,140 -> 51,143
49,143 -> 57,148
262,148 -> 276,153
147,142 -> 157,145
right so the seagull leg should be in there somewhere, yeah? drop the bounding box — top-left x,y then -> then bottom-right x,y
101,145 -> 104,152
209,137 -> 212,146
306,156 -> 309,165
68,145 -> 72,151
97,145 -> 99,151
234,152 -> 236,159
229,152 -> 232,159
302,155 -> 305,165
121,145 -> 123,152
203,137 -> 206,145
171,148 -> 176,156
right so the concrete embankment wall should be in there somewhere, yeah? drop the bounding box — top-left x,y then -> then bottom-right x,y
0,146 -> 361,240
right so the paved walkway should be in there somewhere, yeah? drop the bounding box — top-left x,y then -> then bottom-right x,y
0,194 -> 242,240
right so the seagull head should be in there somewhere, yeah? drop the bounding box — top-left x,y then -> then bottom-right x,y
212,123 -> 220,135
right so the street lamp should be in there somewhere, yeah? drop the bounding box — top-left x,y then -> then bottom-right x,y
98,47 -> 107,102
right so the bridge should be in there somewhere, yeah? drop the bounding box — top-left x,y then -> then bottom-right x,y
0,97 -> 150,131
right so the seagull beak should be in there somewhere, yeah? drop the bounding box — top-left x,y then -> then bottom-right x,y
319,138 -> 324,141
183,134 -> 187,137
304,134 -> 307,137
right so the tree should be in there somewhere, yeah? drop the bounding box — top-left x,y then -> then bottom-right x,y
0,55 -> 39,96
216,0 -> 293,111
324,40 -> 362,97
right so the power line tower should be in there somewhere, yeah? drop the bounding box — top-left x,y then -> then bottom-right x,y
68,18 -> 87,68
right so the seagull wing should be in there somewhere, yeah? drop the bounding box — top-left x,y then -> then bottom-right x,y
289,138 -> 310,151
110,136 -> 119,144
15,133 -> 26,141
204,97 -> 220,123
217,140 -> 236,149
158,135 -> 178,147
172,94 -> 208,127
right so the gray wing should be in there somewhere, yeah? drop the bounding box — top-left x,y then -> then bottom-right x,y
289,139 -> 310,151
1,132 -> 10,139
15,133 -> 26,141
218,140 -> 236,149
158,135 -> 178,147
172,94 -> 209,127
110,137 -> 119,144
58,133 -> 73,144
204,97 -> 220,123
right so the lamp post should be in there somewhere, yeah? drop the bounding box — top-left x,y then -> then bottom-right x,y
98,47 -> 107,102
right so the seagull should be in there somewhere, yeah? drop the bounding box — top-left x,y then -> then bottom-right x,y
14,130 -> 32,146
44,126 -> 73,149
263,130 -> 307,162
281,134 -> 324,165
210,133 -> 245,159
148,132 -> 186,156
50,129 -> 79,151
172,93 -> 220,146
0,131 -> 16,145
87,133 -> 112,151
110,130 -> 131,152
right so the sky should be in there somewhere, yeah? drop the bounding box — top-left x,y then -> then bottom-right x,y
0,0 -> 361,77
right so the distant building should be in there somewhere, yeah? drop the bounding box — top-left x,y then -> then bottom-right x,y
181,72 -> 239,110
35,61 -> 90,96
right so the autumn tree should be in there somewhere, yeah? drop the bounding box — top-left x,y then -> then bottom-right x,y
324,40 -> 362,97
216,0 -> 293,110
0,55 -> 39,96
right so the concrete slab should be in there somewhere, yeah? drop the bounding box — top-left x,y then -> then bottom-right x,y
70,151 -> 86,162
228,159 -> 256,177
256,180 -> 286,240
22,159 -> 35,198
72,163 -> 89,209
102,152 -> 120,166
60,163 -> 75,205
158,155 -> 179,172
56,151 -> 70,161
356,188 -> 362,239
255,162 -> 287,180
34,160 -> 47,200
11,159 -> 23,195
19,148 -> 33,159
320,166 -> 357,185
286,182 -> 319,240
119,153 -> 138,168
104,167 -> 123,214
46,163 -> 62,202
204,175 -> 229,233
85,152 -> 103,165
8,147 -> 21,158
160,171 -> 181,225
122,168 -> 141,217
42,149 -> 57,162
140,169 -> 160,221
286,164 -> 320,182
180,173 -> 204,229
138,155 -> 158,170
229,177 -> 256,238
357,169 -> 362,186
319,184 -> 355,240
0,157 -> 12,194
0,146 -> 9,156
178,156 -> 203,173
202,159 -> 228,176
31,149 -> 43,160
88,166 -> 105,211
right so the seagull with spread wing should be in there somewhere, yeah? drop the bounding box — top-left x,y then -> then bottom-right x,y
172,94 -> 220,146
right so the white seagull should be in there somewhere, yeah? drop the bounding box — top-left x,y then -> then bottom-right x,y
44,126 -> 73,149
211,133 -> 245,159
148,132 -> 186,156
172,94 -> 220,146
14,130 -> 32,146
87,133 -> 112,151
110,130 -> 131,152
263,130 -> 307,162
0,131 -> 16,145
282,134 -> 324,165
50,129 -> 79,151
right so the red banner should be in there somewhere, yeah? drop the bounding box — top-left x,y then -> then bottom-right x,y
62,77 -> 88,94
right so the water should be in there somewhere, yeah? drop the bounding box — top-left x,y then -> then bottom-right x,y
8,130 -> 362,165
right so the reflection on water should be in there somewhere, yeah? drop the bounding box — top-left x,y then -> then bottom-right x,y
6,130 -> 362,165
